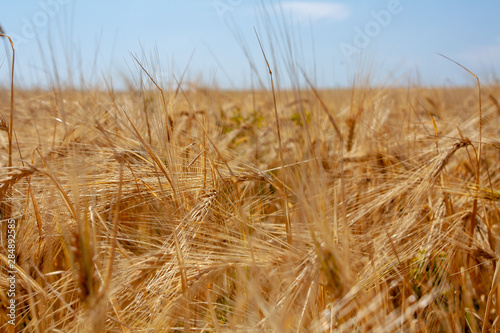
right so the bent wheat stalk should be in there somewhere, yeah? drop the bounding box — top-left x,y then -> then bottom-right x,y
0,165 -> 37,202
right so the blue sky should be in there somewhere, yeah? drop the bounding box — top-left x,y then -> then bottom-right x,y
1,0 -> 499,89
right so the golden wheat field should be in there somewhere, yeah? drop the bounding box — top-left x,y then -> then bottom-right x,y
1,52 -> 500,332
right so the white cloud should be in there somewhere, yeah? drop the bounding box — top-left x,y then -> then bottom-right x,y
279,1 -> 350,23
457,44 -> 500,66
